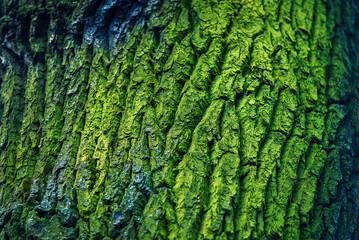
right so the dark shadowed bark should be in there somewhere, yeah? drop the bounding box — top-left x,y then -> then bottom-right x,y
0,0 -> 359,239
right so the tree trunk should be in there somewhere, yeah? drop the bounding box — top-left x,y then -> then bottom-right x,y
0,0 -> 358,239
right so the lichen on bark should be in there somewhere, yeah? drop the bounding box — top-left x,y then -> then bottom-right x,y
0,0 -> 359,239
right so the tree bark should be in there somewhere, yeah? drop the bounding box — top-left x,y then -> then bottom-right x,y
0,0 -> 359,239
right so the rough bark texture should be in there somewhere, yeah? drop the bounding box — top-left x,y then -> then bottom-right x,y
0,0 -> 359,239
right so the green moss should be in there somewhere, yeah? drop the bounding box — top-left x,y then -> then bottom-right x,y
0,0 -> 358,239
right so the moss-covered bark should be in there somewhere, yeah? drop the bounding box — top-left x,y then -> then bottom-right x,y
0,0 -> 359,239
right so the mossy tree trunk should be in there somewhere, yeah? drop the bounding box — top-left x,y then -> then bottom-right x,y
0,0 -> 359,239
